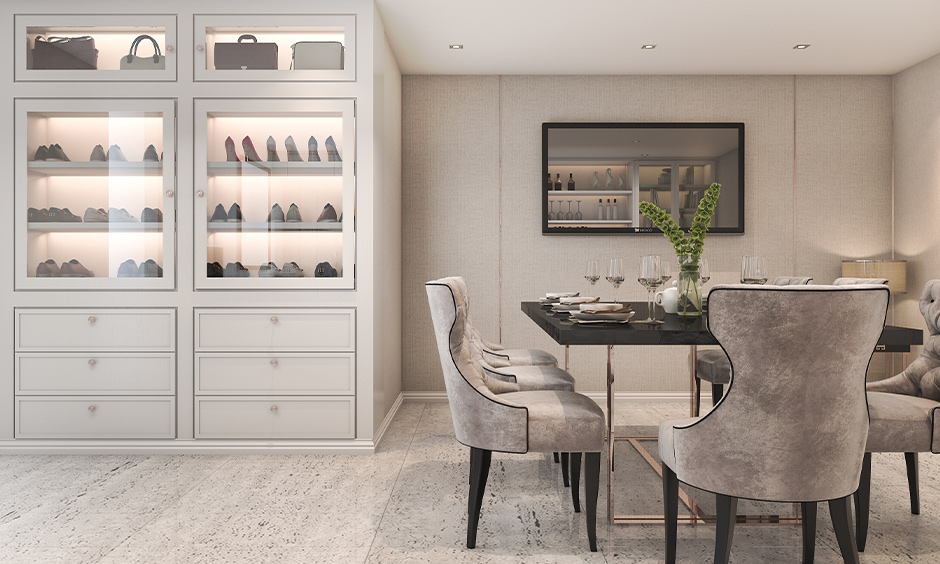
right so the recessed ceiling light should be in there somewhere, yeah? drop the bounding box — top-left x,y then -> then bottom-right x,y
641,44 -> 656,50
793,44 -> 810,50
641,153 -> 650,157
633,140 -> 641,143
449,44 -> 463,50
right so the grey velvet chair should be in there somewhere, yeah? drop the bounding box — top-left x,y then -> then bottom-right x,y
661,284 -> 889,564
855,280 -> 940,552
426,277 -> 605,551
692,276 -> 813,414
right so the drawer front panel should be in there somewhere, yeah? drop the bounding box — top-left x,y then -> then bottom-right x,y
195,397 -> 354,439
15,354 -> 176,395
16,309 -> 176,351
196,309 -> 354,351
195,354 -> 354,395
15,397 -> 176,439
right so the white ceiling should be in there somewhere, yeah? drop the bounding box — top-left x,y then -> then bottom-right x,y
375,0 -> 940,76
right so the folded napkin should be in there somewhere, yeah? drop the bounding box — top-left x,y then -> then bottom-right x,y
546,292 -> 579,299
559,296 -> 599,304
580,305 -> 633,314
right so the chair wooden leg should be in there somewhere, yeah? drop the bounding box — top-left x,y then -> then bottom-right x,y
801,501 -> 817,564
663,465 -> 679,564
561,452 -> 570,487
467,447 -> 491,549
585,452 -> 600,552
694,377 -> 702,416
855,452 -> 871,552
714,494 -> 738,564
553,452 -> 559,463
570,452 -> 582,513
829,495 -> 860,564
905,452 -> 920,515
711,383 -> 724,406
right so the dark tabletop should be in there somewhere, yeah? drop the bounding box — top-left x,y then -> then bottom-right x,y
522,301 -> 923,350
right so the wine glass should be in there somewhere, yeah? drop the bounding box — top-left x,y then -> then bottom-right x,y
566,200 -> 573,220
700,258 -> 710,284
548,200 -> 556,221
606,258 -> 625,304
633,255 -> 664,324
585,260 -> 600,286
661,260 -> 672,284
575,200 -> 583,220
741,256 -> 768,284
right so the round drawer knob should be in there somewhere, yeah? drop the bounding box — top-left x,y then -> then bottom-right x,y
88,316 -> 96,324
270,405 -> 278,413
165,44 -> 174,52
88,405 -> 96,413
196,44 -> 205,52
270,359 -> 278,367
196,190 -> 205,198
270,316 -> 278,324
88,359 -> 96,366
165,190 -> 174,198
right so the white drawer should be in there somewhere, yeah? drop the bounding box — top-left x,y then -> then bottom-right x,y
15,354 -> 175,395
15,397 -> 176,439
195,397 -> 354,439
16,309 -> 176,351
195,309 -> 354,351
195,353 -> 354,395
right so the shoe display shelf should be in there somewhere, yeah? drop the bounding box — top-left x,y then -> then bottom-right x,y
636,162 -> 716,228
15,14 -> 177,82
195,98 -> 355,289
194,15 -> 355,82
15,98 -> 176,290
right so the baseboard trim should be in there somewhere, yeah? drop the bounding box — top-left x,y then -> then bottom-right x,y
403,391 -> 690,403
0,439 -> 378,455
372,392 -> 404,448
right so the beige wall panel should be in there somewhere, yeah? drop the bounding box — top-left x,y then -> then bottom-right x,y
402,76 -> 501,391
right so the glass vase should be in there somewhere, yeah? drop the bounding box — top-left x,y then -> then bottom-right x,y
676,254 -> 704,318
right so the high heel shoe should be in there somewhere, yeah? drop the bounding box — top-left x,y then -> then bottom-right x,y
107,145 -> 127,162
266,136 -> 280,162
308,136 -> 321,162
325,135 -> 342,162
242,136 -> 262,162
89,144 -> 106,162
284,136 -> 304,162
224,136 -> 240,162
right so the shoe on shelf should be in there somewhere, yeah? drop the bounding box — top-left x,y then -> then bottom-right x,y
224,136 -> 240,162
308,136 -> 321,162
267,203 -> 285,223
338,212 -> 342,222
47,207 -> 82,223
28,207 -> 50,222
143,145 -> 159,162
314,261 -> 338,277
107,145 -> 127,162
32,145 -> 48,161
46,144 -> 70,162
141,207 -> 163,223
60,259 -> 94,277
223,262 -> 250,277
90,145 -> 107,162
36,259 -> 61,277
139,259 -> 163,278
281,261 -> 304,277
325,136 -> 342,162
83,207 -> 109,222
286,203 -> 303,222
207,262 -> 224,278
266,136 -> 281,162
210,204 -> 228,222
258,262 -> 281,277
242,136 -> 262,162
316,203 -> 338,222
108,207 -> 137,222
227,203 -> 244,222
117,259 -> 139,278
284,135 -> 304,162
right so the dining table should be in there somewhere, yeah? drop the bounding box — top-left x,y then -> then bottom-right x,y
521,300 -> 924,525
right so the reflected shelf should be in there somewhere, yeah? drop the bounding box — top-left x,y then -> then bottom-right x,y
207,222 -> 342,232
27,161 -> 164,177
27,222 -> 164,232
547,190 -> 632,196
548,220 -> 634,225
207,161 -> 342,177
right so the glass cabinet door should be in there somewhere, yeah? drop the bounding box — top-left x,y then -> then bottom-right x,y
15,99 -> 176,290
637,161 -> 715,228
194,99 -> 355,289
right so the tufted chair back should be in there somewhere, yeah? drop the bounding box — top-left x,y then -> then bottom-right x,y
770,276 -> 813,285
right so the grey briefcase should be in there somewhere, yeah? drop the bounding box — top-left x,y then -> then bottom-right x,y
214,35 -> 278,70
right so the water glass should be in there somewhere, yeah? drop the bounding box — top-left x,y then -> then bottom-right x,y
634,255 -> 664,324
741,256 -> 768,284
607,258 -> 625,303
585,260 -> 600,285
700,258 -> 710,284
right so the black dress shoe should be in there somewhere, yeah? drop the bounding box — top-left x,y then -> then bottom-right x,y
316,203 -> 338,222
210,204 -> 228,222
207,262 -> 224,278
227,203 -> 244,222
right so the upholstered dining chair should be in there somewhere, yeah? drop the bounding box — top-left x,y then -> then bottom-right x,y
692,276 -> 813,414
426,277 -> 605,551
854,279 -> 940,552
834,277 -> 889,285
661,284 -> 889,564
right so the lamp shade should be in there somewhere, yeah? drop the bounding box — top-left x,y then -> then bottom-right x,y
841,259 -> 907,293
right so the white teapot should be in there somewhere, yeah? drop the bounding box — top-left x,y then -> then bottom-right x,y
655,281 -> 679,314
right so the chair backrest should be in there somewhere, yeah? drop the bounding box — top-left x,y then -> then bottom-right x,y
834,277 -> 888,285
675,284 -> 889,501
425,278 -> 528,453
770,276 -> 813,285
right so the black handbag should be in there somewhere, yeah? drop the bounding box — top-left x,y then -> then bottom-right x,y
32,35 -> 98,70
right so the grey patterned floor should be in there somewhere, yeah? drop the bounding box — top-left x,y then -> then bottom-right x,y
1,401 -> 938,563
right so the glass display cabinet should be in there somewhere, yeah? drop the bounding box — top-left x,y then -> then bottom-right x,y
15,15 -> 177,82
15,99 -> 177,290
194,99 -> 355,289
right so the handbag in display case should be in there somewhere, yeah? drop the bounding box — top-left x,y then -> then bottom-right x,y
32,35 -> 98,70
214,34 -> 277,70
120,35 -> 165,70
290,41 -> 344,70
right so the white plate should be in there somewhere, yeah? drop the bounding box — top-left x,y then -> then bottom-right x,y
570,311 -> 636,321
552,303 -> 584,311
570,318 -> 632,324
559,296 -> 599,304
546,292 -> 578,299
580,302 -> 624,311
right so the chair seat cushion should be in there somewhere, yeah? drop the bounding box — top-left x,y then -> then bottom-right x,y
695,349 -> 731,384
485,348 -> 558,367
485,365 -> 575,392
867,391 -> 939,453
499,390 -> 605,453
658,417 -> 701,472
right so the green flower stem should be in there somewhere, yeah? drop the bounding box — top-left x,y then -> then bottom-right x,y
639,182 -> 721,257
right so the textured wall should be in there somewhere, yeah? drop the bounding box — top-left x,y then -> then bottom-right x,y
403,74 -> 893,392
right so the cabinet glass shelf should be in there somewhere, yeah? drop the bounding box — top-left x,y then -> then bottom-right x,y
207,161 -> 341,177
27,223 -> 164,233
28,162 -> 164,177
207,222 -> 341,232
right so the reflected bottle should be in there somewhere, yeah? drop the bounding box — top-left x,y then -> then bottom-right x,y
606,199 -> 612,220
555,174 -> 563,191
598,198 -> 604,220
612,198 -> 618,220
546,173 -> 553,192
567,173 -> 575,191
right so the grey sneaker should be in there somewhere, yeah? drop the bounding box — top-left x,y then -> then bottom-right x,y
258,262 -> 281,277
210,204 -> 227,222
141,207 -> 163,223
90,144 -> 107,162
316,203 -> 338,222
117,259 -> 139,277
84,207 -> 109,222
108,207 -> 137,222
286,203 -> 302,222
36,259 -> 61,277
32,145 -> 48,161
281,261 -> 304,277
46,144 -> 70,161
48,207 -> 82,222
223,262 -> 250,277
28,207 -> 50,222
139,259 -> 163,278
142,144 -> 159,162
60,259 -> 94,277
227,203 -> 244,222
267,203 -> 285,223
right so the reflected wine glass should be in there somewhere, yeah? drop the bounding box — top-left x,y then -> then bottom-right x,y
585,260 -> 600,286
606,258 -> 625,304
548,200 -> 556,221
661,261 -> 672,284
700,258 -> 710,284
741,256 -> 768,284
566,200 -> 573,220
633,255 -> 664,324
575,200 -> 583,220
